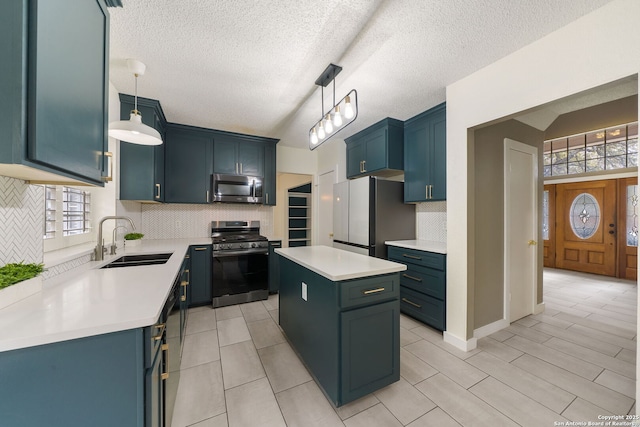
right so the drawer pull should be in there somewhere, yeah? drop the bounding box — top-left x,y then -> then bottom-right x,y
194,247 -> 207,251
181,280 -> 188,287
152,323 -> 166,341
402,298 -> 422,309
161,344 -> 169,380
363,287 -> 385,295
402,254 -> 422,260
402,273 -> 422,282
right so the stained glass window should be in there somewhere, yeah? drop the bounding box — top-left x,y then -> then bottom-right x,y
542,190 -> 549,240
627,184 -> 638,247
570,193 -> 600,239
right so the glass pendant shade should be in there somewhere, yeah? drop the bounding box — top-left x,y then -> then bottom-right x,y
333,105 -> 343,127
318,122 -> 326,140
310,128 -> 319,145
108,111 -> 162,146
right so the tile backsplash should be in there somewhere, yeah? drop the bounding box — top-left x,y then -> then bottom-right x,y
141,203 -> 274,239
0,176 -> 44,265
416,201 -> 447,242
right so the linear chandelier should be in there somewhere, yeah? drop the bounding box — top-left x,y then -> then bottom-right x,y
309,64 -> 358,150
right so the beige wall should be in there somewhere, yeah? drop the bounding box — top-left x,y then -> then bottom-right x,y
445,0 -> 640,349
546,95 -> 638,140
473,120 -> 544,329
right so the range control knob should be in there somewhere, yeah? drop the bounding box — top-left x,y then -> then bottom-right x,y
251,242 -> 257,248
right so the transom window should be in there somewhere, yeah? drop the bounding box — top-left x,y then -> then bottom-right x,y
543,122 -> 638,177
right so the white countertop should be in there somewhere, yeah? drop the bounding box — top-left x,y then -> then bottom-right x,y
275,245 -> 406,281
0,238 -> 211,352
385,240 -> 447,254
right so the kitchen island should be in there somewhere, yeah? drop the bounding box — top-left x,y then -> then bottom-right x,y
275,245 -> 406,407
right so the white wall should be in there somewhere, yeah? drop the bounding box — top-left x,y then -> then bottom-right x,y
445,0 -> 640,350
277,145 -> 317,175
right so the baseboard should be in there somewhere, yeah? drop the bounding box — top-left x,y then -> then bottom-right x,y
534,302 -> 545,315
443,331 -> 477,352
473,318 -> 509,340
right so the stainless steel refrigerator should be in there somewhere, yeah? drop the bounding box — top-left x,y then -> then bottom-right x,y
333,176 -> 416,258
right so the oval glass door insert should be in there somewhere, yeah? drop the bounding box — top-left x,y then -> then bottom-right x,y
570,193 -> 600,239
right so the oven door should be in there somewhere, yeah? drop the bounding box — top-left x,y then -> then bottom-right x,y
212,249 -> 269,307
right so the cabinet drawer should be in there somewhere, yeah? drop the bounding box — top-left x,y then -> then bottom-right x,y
388,246 -> 445,270
400,287 -> 445,331
340,274 -> 399,309
400,265 -> 445,299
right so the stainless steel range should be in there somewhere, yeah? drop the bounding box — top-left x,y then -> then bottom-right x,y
211,220 -> 269,308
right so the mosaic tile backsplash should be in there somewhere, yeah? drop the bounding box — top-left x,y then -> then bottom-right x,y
141,203 -> 274,239
416,201 -> 447,242
0,176 -> 44,265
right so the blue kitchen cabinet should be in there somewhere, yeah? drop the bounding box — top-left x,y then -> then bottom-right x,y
268,240 -> 282,292
213,136 -> 264,177
189,245 -> 212,306
119,95 -> 166,202
345,118 -> 404,179
164,124 -> 214,203
388,245 -> 446,330
0,0 -> 110,185
279,256 -> 400,406
263,141 -> 277,205
404,103 -> 446,202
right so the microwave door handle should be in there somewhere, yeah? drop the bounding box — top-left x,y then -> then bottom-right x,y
252,180 -> 256,200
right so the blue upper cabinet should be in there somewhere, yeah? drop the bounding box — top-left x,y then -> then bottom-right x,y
164,124 -> 214,204
119,95 -> 166,202
213,137 -> 264,177
0,0 -> 109,185
345,118 -> 404,179
404,103 -> 446,202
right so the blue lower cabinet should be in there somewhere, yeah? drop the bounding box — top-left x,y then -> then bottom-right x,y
189,245 -> 212,306
268,240 -> 282,293
388,246 -> 446,330
0,329 -> 148,427
279,256 -> 400,406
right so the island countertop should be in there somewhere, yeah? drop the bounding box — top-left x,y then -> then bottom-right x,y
275,245 -> 406,281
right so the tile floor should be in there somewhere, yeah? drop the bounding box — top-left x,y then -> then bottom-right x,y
171,268 -> 637,427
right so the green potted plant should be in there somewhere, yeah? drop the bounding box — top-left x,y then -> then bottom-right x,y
0,262 -> 45,309
124,232 -> 144,247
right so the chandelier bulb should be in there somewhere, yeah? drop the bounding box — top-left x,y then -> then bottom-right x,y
344,95 -> 354,119
310,128 -> 319,145
318,122 -> 326,140
333,105 -> 343,127
324,114 -> 333,133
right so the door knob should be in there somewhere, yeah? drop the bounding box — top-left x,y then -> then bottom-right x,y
609,230 -> 615,234
528,240 -> 537,246
329,233 -> 334,238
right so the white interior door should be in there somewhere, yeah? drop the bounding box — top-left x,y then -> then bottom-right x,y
504,138 -> 538,322
318,169 -> 336,247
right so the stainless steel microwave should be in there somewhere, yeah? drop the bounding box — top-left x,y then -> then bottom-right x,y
211,174 -> 263,203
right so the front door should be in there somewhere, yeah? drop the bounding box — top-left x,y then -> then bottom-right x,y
555,180 -> 617,276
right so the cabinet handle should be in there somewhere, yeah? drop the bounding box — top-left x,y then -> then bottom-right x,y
362,160 -> 366,173
184,255 -> 190,259
430,185 -> 433,199
194,247 -> 207,251
102,151 -> 113,182
266,193 -> 269,204
402,254 -> 422,260
363,287 -> 385,295
426,185 -> 429,199
206,190 -> 210,202
185,269 -> 190,284
235,163 -> 239,174
155,183 -> 161,199
152,323 -> 166,341
402,298 -> 422,309
161,344 -> 169,380
402,273 -> 422,282
239,163 -> 243,174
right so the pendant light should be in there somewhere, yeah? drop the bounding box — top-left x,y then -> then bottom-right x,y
308,64 -> 358,150
108,59 -> 163,146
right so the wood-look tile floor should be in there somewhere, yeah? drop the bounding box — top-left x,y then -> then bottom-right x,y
171,268 -> 637,427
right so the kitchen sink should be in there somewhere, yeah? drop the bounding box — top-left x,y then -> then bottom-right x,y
100,253 -> 173,269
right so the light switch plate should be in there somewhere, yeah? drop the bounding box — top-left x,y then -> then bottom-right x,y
302,282 -> 307,301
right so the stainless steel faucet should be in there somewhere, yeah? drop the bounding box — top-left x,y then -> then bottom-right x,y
95,216 -> 136,261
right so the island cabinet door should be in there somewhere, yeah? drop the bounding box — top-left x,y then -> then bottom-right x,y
340,300 -> 400,404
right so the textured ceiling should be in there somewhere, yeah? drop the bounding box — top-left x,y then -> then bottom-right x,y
109,0 -> 617,148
